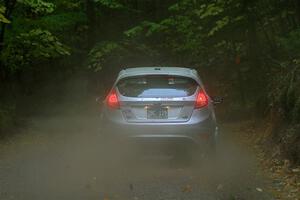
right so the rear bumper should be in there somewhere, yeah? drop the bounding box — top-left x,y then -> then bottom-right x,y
101,113 -> 217,146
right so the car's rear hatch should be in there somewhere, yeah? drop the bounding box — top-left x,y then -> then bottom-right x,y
116,75 -> 199,123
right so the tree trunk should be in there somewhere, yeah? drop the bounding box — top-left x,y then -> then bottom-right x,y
85,0 -> 96,48
0,0 -> 17,81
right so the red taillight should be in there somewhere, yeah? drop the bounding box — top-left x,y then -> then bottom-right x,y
106,90 -> 120,109
195,89 -> 208,109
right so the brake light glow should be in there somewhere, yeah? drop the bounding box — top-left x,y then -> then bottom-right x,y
106,89 -> 120,109
195,89 -> 208,109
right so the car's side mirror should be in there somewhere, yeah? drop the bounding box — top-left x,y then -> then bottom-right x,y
211,96 -> 223,105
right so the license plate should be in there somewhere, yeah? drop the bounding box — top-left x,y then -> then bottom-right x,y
147,107 -> 168,119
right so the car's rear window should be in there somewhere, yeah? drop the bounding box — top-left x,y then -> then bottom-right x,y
117,75 -> 198,97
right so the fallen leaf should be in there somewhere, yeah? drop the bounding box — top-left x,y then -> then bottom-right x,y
290,188 -> 299,193
182,184 -> 192,193
292,168 -> 300,173
103,197 -> 109,200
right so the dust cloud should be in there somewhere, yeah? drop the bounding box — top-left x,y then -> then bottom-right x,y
0,75 -> 272,200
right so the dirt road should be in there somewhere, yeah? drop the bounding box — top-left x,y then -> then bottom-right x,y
0,76 -> 275,200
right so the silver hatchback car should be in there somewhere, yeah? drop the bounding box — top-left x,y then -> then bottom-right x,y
100,67 -> 220,156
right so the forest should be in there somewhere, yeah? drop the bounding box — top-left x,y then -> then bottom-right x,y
0,0 -> 299,169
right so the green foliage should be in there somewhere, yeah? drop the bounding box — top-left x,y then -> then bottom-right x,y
94,0 -> 123,9
124,25 -> 144,38
36,12 -> 87,32
54,0 -> 82,11
279,29 -> 300,56
0,6 -> 10,23
123,0 -> 248,64
88,41 -> 125,71
88,39 -> 159,72
124,21 -> 165,38
197,3 -> 224,19
18,0 -> 55,15
0,0 -> 88,77
208,16 -> 229,36
2,29 -> 70,72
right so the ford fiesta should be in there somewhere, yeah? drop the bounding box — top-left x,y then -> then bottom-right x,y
100,67 -> 221,158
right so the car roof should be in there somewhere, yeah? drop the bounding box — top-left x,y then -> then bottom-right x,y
117,67 -> 201,84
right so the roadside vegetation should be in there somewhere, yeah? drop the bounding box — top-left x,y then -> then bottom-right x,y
0,0 -> 299,166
